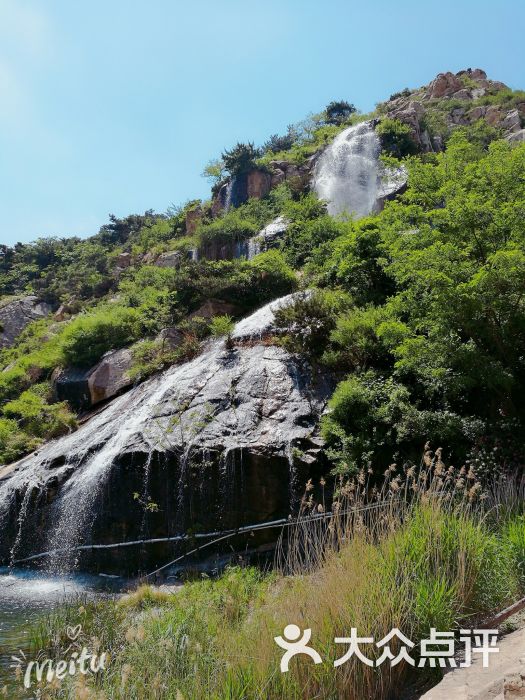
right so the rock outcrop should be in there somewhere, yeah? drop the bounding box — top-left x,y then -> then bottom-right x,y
188,298 -> 239,320
421,625 -> 525,700
52,347 -> 134,410
0,296 -> 52,349
377,165 -> 408,208
269,154 -> 319,191
0,296 -> 331,573
154,250 -> 183,268
185,206 -> 202,235
247,169 -> 272,199
383,68 -> 523,152
115,252 -> 132,269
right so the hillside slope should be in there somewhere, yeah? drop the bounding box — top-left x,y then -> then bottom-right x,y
0,68 -> 524,573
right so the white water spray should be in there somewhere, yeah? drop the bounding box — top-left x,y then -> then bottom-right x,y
313,121 -> 380,218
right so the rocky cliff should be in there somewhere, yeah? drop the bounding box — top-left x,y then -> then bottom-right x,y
381,68 -> 525,151
0,296 -> 331,573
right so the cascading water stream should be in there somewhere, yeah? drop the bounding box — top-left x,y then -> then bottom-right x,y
0,293 -> 325,572
46,373 -> 182,572
313,120 -> 381,218
223,179 -> 233,212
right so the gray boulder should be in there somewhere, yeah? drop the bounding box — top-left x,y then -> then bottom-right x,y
154,251 -> 183,268
507,129 -> 525,144
246,216 -> 289,259
53,347 -> 134,409
0,296 -> 52,349
377,165 -> 408,208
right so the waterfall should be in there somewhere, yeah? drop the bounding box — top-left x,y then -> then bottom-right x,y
313,121 -> 381,218
247,237 -> 261,260
0,293 -> 315,571
245,216 -> 289,261
46,373 -> 179,572
223,179 -> 233,212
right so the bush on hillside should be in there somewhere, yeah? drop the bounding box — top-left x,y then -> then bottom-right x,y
376,117 -> 419,157
222,142 -> 261,176
60,306 -> 142,367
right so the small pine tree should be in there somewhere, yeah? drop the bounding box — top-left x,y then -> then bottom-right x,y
221,143 -> 261,176
324,100 -> 357,125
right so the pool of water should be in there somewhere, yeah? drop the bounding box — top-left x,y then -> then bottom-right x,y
0,567 -> 126,685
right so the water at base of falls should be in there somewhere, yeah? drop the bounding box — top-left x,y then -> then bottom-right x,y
313,120 -> 381,218
0,567 -> 125,674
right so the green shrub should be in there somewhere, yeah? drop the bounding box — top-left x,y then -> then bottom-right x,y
197,210 -> 258,247
376,118 -> 419,157
3,385 -> 76,439
222,142 -> 261,176
324,100 -> 357,125
129,334 -> 201,381
209,314 -> 234,338
60,306 -> 142,367
274,290 -> 352,358
247,249 -> 297,303
0,417 -> 36,463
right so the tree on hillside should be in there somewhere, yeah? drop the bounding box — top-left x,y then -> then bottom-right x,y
263,125 -> 299,154
222,142 -> 261,176
202,158 -> 225,185
97,211 -> 157,246
324,100 -> 357,125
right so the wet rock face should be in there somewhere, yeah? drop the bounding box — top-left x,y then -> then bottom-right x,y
377,165 -> 408,209
0,296 -> 52,348
0,298 -> 331,573
269,155 -> 319,191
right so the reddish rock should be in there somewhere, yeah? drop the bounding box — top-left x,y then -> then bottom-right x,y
88,348 -> 134,405
157,327 -> 184,349
116,252 -> 132,268
185,206 -> 202,235
52,348 -> 134,409
247,169 -> 272,199
54,304 -> 72,321
425,72 -> 464,99
142,251 -> 157,265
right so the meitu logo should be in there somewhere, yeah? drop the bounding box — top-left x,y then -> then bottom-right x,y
11,624 -> 107,690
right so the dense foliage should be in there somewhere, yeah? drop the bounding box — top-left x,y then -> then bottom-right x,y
306,133 -> 525,473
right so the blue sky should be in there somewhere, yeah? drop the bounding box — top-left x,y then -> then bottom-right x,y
1,0 -> 524,246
